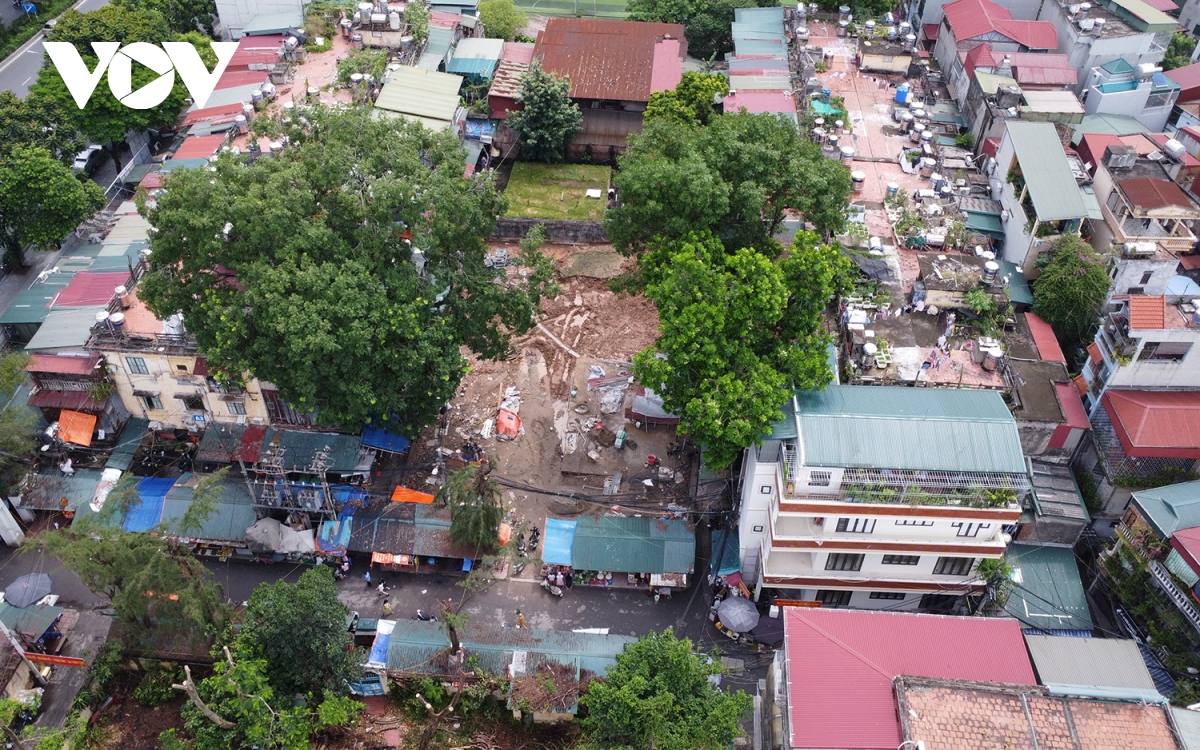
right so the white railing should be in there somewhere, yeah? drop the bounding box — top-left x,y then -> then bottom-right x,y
1149,560 -> 1200,636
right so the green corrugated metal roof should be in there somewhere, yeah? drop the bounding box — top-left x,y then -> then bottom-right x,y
1132,480 -> 1200,539
1004,543 -> 1092,632
999,260 -> 1032,306
1025,635 -> 1157,692
1173,708 -> 1200,750
375,66 -> 462,128
274,430 -> 361,473
241,10 -> 304,35
1006,121 -> 1088,222
734,6 -> 784,22
794,386 -> 1026,473
571,516 -> 695,574
160,477 -> 256,543
0,602 -> 62,639
25,306 -> 105,351
1069,114 -> 1149,145
0,287 -> 62,325
766,395 -> 798,440
1080,183 -> 1104,221
106,418 -> 148,471
17,469 -> 103,511
445,57 -> 497,78
965,210 -> 1005,238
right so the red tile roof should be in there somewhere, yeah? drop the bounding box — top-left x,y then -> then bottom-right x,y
1102,390 -> 1200,458
535,18 -> 686,103
1012,62 -> 1077,86
922,23 -> 939,41
26,354 -> 100,376
1055,381 -> 1091,430
1119,177 -> 1196,211
784,608 -> 1036,750
1024,312 -> 1067,364
1180,254 -> 1200,270
963,44 -> 997,78
1087,342 -> 1103,367
1128,295 -> 1168,330
1073,374 -> 1089,397
500,41 -> 535,64
53,271 -> 127,308
1170,527 -> 1200,577
173,135 -> 226,161
943,0 -> 1056,48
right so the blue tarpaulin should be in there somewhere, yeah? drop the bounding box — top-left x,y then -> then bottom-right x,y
361,426 -> 411,453
366,621 -> 394,669
711,530 -> 742,576
123,477 -> 177,532
542,518 -> 576,566
318,518 -> 353,553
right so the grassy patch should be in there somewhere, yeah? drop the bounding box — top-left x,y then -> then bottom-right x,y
504,162 -> 611,222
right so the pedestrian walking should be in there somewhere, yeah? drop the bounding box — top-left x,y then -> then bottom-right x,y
517,610 -> 525,629
364,570 -> 371,587
382,599 -> 392,617
377,582 -> 387,596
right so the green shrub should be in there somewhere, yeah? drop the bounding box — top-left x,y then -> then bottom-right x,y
1074,469 -> 1102,515
134,666 -> 182,707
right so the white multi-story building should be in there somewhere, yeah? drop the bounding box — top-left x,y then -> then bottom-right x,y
1038,0 -> 1174,93
738,385 -> 1029,612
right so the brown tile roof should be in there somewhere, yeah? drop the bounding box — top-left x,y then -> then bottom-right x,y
1087,342 -> 1103,368
896,677 -> 1181,750
1118,177 -> 1197,211
1128,295 -> 1168,331
534,18 -> 685,103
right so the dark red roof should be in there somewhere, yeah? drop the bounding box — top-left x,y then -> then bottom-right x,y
1166,62 -> 1200,103
181,103 -> 243,127
943,0 -> 1056,48
215,69 -> 269,91
173,135 -> 226,161
28,390 -> 105,412
1102,390 -> 1200,458
784,608 -> 1036,750
53,272 -> 127,308
1119,177 -> 1196,211
1180,254 -> 1200,270
26,354 -> 100,376
922,23 -> 939,41
535,18 -> 686,103
1024,312 -> 1066,364
501,41 -> 535,64
235,425 -> 268,463
963,44 -> 996,78
1171,527 -> 1200,577
1055,381 -> 1091,430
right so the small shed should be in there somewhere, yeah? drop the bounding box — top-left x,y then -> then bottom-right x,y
1024,635 -> 1161,701
446,37 -> 503,79
374,66 -> 464,132
570,516 -> 695,577
1003,542 -> 1093,636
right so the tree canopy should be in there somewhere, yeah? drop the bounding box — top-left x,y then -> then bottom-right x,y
478,0 -> 528,41
645,72 -> 728,126
438,457 -> 503,553
633,230 -> 851,468
1032,234 -> 1112,354
580,629 -> 752,750
232,566 -> 362,698
1164,31 -> 1196,71
506,60 -> 582,163
112,0 -> 217,34
0,91 -> 87,167
31,6 -> 195,149
0,145 -> 104,267
607,113 -> 851,258
138,107 -> 556,434
0,352 -> 38,482
626,0 -> 775,60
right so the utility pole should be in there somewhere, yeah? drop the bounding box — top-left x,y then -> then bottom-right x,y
0,618 -> 46,687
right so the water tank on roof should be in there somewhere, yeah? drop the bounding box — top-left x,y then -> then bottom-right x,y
1166,139 -> 1186,160
1139,63 -> 1162,79
389,11 -> 401,29
285,36 -> 298,50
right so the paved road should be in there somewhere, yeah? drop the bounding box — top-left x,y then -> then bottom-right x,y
0,0 -> 111,98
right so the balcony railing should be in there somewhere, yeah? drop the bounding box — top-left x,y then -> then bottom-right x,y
86,329 -> 198,355
778,456 -> 1028,509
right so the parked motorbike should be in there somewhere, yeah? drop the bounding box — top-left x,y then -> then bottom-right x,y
542,580 -> 564,598
415,610 -> 438,622
512,562 -> 526,577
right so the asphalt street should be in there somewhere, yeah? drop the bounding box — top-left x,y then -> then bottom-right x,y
0,0 -> 111,98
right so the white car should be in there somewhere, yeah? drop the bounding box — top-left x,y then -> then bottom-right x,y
73,144 -> 103,174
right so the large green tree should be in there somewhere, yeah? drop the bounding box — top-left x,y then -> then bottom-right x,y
138,107 -> 555,434
626,0 -> 776,60
0,145 -> 104,268
113,0 -> 217,34
645,72 -> 728,126
0,352 -> 38,482
31,6 -> 194,162
478,0 -> 527,40
232,566 -> 362,698
633,230 -> 851,468
506,60 -> 583,163
438,457 -> 503,553
1163,31 -> 1196,71
580,629 -> 752,750
1032,234 -> 1112,354
0,91 -> 87,167
607,113 -> 851,258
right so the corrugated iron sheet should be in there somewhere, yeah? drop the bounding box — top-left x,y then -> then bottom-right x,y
535,18 -> 684,103
1004,542 -> 1093,631
570,516 -> 695,574
1005,121 -> 1088,222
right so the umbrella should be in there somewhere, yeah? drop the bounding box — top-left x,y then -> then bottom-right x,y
749,615 -> 785,646
5,573 -> 51,608
718,596 -> 760,633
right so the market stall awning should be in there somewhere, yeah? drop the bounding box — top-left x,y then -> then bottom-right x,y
362,425 -> 411,454
391,486 -> 434,504
122,477 -> 178,532
543,518 -> 577,566
58,410 -> 96,447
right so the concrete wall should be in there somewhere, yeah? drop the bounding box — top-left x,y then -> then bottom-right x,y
492,219 -> 608,243
1108,327 -> 1200,388
1180,0 -> 1200,35
215,0 -> 303,39
1110,255 -> 1178,296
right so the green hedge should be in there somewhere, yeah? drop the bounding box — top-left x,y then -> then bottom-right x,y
0,0 -> 77,61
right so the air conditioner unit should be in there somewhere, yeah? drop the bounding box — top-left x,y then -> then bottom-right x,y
251,417 -> 265,425
236,414 -> 247,425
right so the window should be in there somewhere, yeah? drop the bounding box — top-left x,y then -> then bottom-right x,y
869,591 -> 905,600
896,519 -> 935,527
125,357 -> 149,375
825,553 -> 864,571
141,395 -> 163,411
882,555 -> 920,565
836,518 -> 875,533
180,394 -> 205,411
175,363 -> 189,373
951,522 -> 990,538
1127,287 -> 1145,295
1140,341 -> 1192,362
752,525 -> 764,533
919,593 -> 959,613
228,401 -> 247,416
1140,271 -> 1154,285
933,556 -> 975,576
815,590 -> 852,607
759,485 -> 772,495
808,470 -> 832,487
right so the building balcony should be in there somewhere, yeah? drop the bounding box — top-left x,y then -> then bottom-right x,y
1103,201 -> 1198,254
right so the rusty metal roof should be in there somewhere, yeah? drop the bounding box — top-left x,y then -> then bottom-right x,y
534,18 -> 685,103
1118,177 -> 1197,211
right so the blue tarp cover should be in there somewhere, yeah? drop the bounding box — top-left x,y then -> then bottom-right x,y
369,630 -> 391,666
318,518 -> 353,553
361,426 -> 411,453
123,477 -> 177,532
542,518 -> 576,566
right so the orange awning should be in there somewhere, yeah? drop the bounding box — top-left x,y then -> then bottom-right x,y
59,410 -> 97,447
390,486 -> 435,504
371,552 -> 412,565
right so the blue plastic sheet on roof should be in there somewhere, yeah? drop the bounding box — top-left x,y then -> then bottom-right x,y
318,518 -> 353,553
543,518 -> 576,566
369,630 -> 391,666
361,426 -> 410,453
122,477 -> 177,532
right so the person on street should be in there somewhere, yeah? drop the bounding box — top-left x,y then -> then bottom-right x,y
364,570 -> 371,587
517,610 -> 525,629
377,582 -> 387,596
382,599 -> 392,617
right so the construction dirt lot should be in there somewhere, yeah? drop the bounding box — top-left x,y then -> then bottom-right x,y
407,242 -> 697,578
